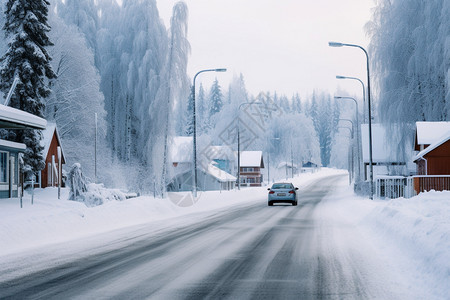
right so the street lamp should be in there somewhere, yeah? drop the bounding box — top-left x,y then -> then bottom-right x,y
329,41 -> 374,199
336,75 -> 366,123
192,68 -> 227,197
335,96 -> 361,183
338,126 -> 354,184
237,101 -> 262,189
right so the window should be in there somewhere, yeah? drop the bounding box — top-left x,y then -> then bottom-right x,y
0,152 -> 7,183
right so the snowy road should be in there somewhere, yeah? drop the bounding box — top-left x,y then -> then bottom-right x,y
1,173 -> 406,299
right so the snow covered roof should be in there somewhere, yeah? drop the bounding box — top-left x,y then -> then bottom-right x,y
361,124 -> 403,163
207,163 -> 236,182
0,139 -> 26,151
170,136 -> 193,163
0,104 -> 46,130
415,121 -> 450,147
414,131 -> 450,162
41,122 -> 65,162
239,151 -> 264,167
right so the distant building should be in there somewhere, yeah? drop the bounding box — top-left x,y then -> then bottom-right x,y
40,122 -> 66,188
168,137 -> 236,191
238,151 -> 264,187
0,104 -> 46,198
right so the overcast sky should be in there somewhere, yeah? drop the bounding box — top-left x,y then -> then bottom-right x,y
156,0 -> 374,98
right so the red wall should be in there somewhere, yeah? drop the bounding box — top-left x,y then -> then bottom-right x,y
42,133 -> 65,188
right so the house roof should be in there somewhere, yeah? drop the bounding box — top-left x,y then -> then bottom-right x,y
414,131 -> 450,162
207,163 -> 236,182
415,121 -> 450,147
0,139 -> 26,151
361,124 -> 404,163
0,104 -> 46,130
240,151 -> 264,167
41,122 -> 65,163
171,136 -> 193,163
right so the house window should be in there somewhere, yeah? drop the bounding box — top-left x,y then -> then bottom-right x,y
0,152 -> 7,183
242,167 -> 254,172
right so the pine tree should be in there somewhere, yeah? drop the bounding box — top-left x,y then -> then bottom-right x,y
0,0 -> 56,174
208,78 -> 223,118
292,93 -> 302,113
184,86 -> 194,136
197,84 -> 206,130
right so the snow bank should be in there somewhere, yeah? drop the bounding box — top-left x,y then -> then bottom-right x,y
360,192 -> 450,299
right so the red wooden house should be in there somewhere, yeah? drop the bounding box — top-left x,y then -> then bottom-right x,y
40,122 -> 66,188
413,122 -> 450,193
238,151 -> 264,187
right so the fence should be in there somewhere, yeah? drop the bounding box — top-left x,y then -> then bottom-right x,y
376,175 -> 450,199
376,176 -> 413,199
412,175 -> 450,194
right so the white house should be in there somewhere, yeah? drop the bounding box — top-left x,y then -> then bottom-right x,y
168,137 -> 236,192
0,104 -> 46,199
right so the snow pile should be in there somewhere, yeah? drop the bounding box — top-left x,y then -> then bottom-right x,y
67,163 -> 126,207
360,192 -> 450,299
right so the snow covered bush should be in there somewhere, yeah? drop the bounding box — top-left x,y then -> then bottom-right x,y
67,163 -> 126,207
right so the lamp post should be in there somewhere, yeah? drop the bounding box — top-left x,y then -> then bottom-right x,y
237,101 -> 262,189
335,96 -> 361,183
329,41 -> 373,199
192,68 -> 227,197
336,75 -> 366,123
338,126 -> 354,184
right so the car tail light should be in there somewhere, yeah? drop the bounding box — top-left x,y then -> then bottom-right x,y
289,190 -> 295,194
269,191 -> 275,194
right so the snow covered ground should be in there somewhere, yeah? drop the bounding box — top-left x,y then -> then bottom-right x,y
0,168 -> 449,298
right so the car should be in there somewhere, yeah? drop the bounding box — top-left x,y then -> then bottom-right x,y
267,182 -> 298,206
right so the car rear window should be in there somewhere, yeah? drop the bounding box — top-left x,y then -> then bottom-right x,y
272,184 -> 292,189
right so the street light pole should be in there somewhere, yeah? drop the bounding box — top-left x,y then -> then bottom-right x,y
192,68 -> 227,197
237,101 -> 261,189
336,75 -> 366,123
329,41 -> 374,199
335,96 -> 360,183
338,126 -> 354,184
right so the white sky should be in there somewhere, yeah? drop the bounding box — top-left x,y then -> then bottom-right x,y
156,0 -> 375,98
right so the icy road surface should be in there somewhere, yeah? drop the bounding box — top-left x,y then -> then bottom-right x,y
0,173 -> 413,299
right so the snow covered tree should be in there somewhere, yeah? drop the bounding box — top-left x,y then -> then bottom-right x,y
308,93 -> 339,167
208,78 -> 224,119
0,0 -> 56,174
292,93 -> 302,114
367,0 -> 450,161
46,12 -> 108,180
149,1 -> 190,195
197,83 -> 208,131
